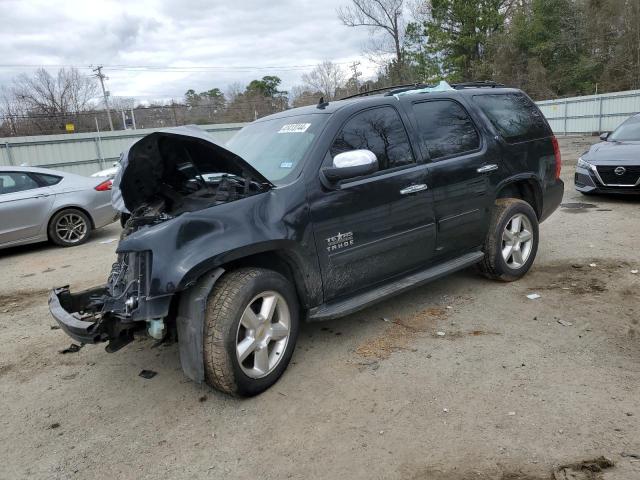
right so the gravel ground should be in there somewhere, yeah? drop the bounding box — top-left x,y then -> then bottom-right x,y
1,136 -> 639,480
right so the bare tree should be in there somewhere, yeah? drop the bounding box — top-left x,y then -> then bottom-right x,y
290,85 -> 322,107
110,96 -> 136,111
225,82 -> 245,104
337,0 -> 407,81
9,68 -> 98,115
0,87 -> 20,135
301,61 -> 347,100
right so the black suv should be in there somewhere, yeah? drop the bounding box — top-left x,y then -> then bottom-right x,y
49,84 -> 563,396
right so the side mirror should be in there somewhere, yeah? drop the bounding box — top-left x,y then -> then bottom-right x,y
320,150 -> 378,186
599,132 -> 609,141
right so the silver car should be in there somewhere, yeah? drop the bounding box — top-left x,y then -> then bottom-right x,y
0,166 -> 119,249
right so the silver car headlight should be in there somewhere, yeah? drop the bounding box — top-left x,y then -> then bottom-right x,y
577,157 -> 592,169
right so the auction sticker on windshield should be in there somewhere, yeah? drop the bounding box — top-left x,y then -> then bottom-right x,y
278,123 -> 311,133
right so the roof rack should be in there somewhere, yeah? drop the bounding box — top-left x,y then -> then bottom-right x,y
340,80 -> 506,99
340,83 -> 433,100
451,81 -> 505,89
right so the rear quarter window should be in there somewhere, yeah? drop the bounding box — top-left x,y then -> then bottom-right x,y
473,93 -> 550,143
31,173 -> 62,186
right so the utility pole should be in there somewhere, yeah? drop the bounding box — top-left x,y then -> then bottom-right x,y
92,65 -> 114,131
350,61 -> 362,94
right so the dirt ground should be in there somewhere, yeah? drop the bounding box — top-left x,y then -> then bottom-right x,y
1,136 -> 639,480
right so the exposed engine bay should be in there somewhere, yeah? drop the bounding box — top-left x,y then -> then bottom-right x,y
113,127 -> 272,235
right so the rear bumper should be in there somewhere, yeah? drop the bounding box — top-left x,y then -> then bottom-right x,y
48,286 -> 108,344
540,178 -> 564,222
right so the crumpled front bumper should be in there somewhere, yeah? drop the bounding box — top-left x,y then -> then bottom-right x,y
48,286 -> 109,344
49,280 -> 174,351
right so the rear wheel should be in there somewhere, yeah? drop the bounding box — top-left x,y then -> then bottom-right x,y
203,268 -> 299,396
48,208 -> 91,247
478,198 -> 539,281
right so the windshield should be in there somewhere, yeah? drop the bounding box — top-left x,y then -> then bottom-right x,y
226,114 -> 328,183
608,115 -> 640,142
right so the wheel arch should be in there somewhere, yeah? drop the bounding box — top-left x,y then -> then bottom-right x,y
182,245 -> 319,310
495,176 -> 543,219
175,246 -> 317,386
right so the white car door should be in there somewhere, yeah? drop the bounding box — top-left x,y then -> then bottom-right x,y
0,171 -> 55,246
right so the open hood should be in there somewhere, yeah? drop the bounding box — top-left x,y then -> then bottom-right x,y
112,126 -> 272,214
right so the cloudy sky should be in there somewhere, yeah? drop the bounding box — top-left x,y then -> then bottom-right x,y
0,0 -> 381,103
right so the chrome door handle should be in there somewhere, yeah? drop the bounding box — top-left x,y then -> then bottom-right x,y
477,164 -> 498,174
400,184 -> 428,195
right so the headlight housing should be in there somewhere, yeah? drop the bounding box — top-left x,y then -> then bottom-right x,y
577,157 -> 592,169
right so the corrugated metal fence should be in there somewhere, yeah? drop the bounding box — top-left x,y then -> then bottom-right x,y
3,88 -> 640,176
537,89 -> 640,135
0,123 -> 246,176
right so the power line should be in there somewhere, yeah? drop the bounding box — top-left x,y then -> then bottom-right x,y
0,105 -> 296,120
0,62 -> 355,73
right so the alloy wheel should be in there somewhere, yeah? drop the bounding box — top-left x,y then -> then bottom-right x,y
501,213 -> 534,269
55,213 -> 88,244
235,291 -> 291,378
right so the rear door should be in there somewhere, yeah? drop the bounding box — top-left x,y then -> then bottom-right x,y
309,106 -> 436,300
404,97 -> 495,257
0,171 -> 55,245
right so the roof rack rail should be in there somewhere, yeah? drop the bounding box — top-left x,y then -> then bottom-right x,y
384,83 -> 437,96
340,83 -> 432,100
451,81 -> 505,89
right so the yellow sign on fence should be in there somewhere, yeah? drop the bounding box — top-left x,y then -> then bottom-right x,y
65,123 -> 75,133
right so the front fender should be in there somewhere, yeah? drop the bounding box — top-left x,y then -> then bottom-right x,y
116,188 -> 318,299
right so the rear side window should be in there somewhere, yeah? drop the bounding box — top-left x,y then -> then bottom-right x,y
31,173 -> 62,186
473,93 -> 550,143
412,100 -> 480,160
330,106 -> 414,171
0,172 -> 40,195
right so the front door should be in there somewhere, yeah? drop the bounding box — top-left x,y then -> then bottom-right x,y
0,171 -> 54,245
309,106 -> 436,301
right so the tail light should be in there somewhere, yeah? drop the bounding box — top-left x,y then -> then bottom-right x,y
95,179 -> 113,191
551,136 -> 562,179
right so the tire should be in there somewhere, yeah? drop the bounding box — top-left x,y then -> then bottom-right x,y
203,268 -> 300,397
478,198 -> 539,282
48,208 -> 92,247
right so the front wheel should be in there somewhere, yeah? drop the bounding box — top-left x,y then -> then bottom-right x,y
203,268 -> 300,396
478,198 -> 539,281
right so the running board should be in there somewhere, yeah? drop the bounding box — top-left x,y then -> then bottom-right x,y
308,251 -> 484,322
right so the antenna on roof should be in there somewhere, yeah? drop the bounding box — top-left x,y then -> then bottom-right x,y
317,96 -> 329,109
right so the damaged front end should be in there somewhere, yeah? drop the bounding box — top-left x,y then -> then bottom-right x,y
49,126 -> 273,353
49,250 -> 171,352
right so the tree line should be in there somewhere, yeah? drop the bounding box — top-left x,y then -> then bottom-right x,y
346,0 -> 640,98
1,0 -> 638,136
